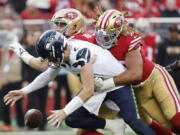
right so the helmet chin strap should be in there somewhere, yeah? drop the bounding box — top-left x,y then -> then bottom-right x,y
63,23 -> 71,37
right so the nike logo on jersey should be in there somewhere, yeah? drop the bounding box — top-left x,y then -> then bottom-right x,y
79,49 -> 84,56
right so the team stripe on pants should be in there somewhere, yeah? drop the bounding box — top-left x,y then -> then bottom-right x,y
155,65 -> 180,112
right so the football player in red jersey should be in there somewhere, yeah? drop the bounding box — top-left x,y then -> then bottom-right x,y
94,9 -> 180,134
51,8 -> 176,135
9,7 -> 178,135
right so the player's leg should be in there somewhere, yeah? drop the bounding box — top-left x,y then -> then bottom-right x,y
106,85 -> 156,135
153,65 -> 180,134
135,65 -> 180,134
139,106 -> 173,135
65,107 -> 106,129
65,106 -> 126,135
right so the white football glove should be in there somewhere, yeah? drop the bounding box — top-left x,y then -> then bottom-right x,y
94,77 -> 115,92
8,42 -> 33,64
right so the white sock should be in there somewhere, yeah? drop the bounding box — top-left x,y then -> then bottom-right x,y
105,119 -> 126,135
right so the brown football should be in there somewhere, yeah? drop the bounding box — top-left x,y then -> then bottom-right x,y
24,109 -> 43,128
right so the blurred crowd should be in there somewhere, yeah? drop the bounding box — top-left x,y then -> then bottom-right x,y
0,0 -> 180,132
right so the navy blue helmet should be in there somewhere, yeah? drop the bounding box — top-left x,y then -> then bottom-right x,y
36,30 -> 67,65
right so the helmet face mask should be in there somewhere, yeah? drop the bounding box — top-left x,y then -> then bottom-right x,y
36,30 -> 67,67
95,29 -> 120,49
95,9 -> 124,49
51,8 -> 84,37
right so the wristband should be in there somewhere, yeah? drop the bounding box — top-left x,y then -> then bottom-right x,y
63,96 -> 84,115
21,52 -> 33,64
9,42 -> 33,64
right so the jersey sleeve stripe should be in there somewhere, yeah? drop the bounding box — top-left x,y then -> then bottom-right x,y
129,40 -> 141,47
130,37 -> 141,43
128,42 -> 141,51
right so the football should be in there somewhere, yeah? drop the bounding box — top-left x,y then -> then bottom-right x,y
24,109 -> 43,128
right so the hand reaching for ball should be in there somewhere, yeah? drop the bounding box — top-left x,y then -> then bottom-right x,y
4,90 -> 24,106
47,109 -> 67,128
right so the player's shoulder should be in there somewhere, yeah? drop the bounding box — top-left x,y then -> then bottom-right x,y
117,33 -> 142,51
71,31 -> 95,41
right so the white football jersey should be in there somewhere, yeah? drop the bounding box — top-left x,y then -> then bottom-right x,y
61,39 -> 126,79
59,39 -> 126,115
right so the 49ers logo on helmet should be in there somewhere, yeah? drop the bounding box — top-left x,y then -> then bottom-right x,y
114,17 -> 122,28
65,12 -> 78,19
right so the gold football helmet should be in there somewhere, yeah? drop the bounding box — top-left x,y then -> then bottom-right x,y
95,9 -> 124,49
51,8 -> 84,37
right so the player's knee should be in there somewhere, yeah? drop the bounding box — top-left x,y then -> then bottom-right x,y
122,112 -> 137,124
65,116 -> 77,128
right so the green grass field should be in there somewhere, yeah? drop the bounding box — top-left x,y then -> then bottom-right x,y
0,120 -> 136,135
0,131 -> 136,135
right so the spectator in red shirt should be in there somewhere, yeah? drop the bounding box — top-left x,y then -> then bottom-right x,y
119,0 -> 144,18
142,0 -> 161,17
21,0 -> 47,20
76,0 -> 97,18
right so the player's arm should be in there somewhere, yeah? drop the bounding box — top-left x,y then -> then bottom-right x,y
47,55 -> 96,128
113,48 -> 143,85
4,66 -> 60,106
63,55 -> 96,116
29,57 -> 48,72
94,48 -> 143,92
9,42 -> 48,72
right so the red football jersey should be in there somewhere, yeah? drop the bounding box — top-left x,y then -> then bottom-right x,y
70,31 -> 97,44
143,33 -> 160,62
71,31 -> 155,84
109,33 -> 155,84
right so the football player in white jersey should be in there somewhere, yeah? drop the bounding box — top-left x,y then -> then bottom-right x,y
4,30 -> 157,135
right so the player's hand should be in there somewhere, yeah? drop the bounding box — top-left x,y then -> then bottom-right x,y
94,77 -> 104,90
47,109 -> 67,128
94,77 -> 115,92
165,59 -> 180,74
4,90 -> 24,106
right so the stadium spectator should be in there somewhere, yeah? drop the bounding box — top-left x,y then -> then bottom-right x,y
32,0 -> 51,13
99,0 -> 120,11
119,0 -> 144,18
142,0 -> 161,17
0,34 -> 24,131
50,0 -> 74,16
156,25 -> 180,91
7,0 -> 26,14
76,0 -> 97,18
160,0 -> 180,17
21,0 -> 48,20
134,18 -> 161,62
0,3 -> 24,131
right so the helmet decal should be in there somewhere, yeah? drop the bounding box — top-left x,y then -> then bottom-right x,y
65,12 -> 78,20
114,17 -> 123,28
100,10 -> 116,29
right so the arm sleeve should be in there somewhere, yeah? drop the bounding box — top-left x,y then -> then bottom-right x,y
21,66 -> 60,94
